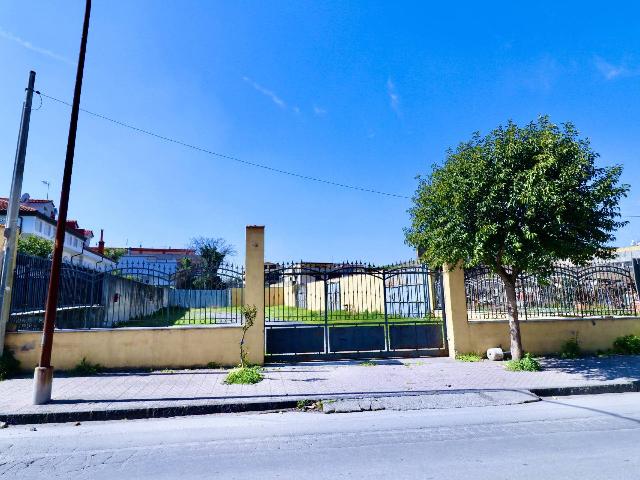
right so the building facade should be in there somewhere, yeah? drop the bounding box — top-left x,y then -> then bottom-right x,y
0,195 -> 115,270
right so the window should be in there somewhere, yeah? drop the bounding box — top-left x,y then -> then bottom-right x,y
35,220 -> 42,233
73,238 -> 79,248
45,224 -> 51,237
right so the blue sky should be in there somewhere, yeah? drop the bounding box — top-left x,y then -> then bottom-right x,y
1,1 -> 638,263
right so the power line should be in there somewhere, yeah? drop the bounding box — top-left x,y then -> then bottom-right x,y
36,91 -> 411,199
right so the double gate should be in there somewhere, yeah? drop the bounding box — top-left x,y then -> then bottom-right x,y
264,262 -> 447,360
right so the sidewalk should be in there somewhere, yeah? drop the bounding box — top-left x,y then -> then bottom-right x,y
1,356 -> 639,424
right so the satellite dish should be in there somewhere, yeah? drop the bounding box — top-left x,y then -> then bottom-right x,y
19,193 -> 30,203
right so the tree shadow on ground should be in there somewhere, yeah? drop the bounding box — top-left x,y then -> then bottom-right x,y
540,355 -> 640,382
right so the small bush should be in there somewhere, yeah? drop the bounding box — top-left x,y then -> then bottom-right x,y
613,335 -> 640,355
0,350 -> 20,380
506,353 -> 541,372
455,352 -> 483,362
73,358 -> 102,376
560,338 -> 582,359
224,365 -> 263,385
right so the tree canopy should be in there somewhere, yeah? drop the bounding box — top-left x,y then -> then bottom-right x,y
405,117 -> 629,358
176,237 -> 236,289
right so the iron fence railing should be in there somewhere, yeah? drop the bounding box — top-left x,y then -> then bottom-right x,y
465,259 -> 640,321
8,253 -> 245,330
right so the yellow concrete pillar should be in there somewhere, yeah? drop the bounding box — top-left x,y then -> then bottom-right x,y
244,226 -> 265,365
443,263 -> 471,357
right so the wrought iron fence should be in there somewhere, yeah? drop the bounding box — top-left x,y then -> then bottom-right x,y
9,253 -> 105,330
8,253 -> 245,330
465,260 -> 640,321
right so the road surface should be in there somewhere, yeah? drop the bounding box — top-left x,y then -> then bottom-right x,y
1,392 -> 639,479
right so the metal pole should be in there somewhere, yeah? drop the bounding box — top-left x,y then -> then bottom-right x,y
33,0 -> 91,405
0,70 -> 36,356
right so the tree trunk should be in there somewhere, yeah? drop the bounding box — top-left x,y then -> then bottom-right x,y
503,277 -> 524,361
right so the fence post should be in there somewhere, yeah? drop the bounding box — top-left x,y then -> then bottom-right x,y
244,226 -> 265,365
442,263 -> 472,357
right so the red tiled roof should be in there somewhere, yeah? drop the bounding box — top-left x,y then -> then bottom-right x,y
25,199 -> 53,204
0,198 -> 38,213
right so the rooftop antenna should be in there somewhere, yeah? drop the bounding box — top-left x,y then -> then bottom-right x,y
41,180 -> 50,200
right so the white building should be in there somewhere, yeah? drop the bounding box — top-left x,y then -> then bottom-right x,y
0,195 -> 115,270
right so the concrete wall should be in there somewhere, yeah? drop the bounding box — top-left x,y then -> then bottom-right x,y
339,275 -> 384,313
102,275 -> 168,326
283,284 -> 297,307
169,289 -> 231,308
4,326 -> 254,370
4,226 -> 268,370
443,263 -> 640,356
464,317 -> 640,355
305,279 -> 326,311
265,286 -> 283,307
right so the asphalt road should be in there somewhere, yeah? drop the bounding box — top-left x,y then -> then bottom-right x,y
1,392 -> 639,479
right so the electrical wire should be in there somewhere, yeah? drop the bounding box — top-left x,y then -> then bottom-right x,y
36,91 -> 411,199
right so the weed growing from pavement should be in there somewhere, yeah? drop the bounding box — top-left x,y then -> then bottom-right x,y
455,353 -> 483,362
505,353 -> 541,372
72,358 -> 103,376
360,360 -> 377,367
224,365 -> 264,385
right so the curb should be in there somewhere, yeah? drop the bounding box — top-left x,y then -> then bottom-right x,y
0,399 -> 304,426
2,382 -> 639,425
531,380 -> 640,397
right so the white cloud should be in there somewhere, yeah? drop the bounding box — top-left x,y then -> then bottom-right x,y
594,56 -> 640,80
0,27 -> 73,65
386,78 -> 400,116
242,76 -> 287,109
594,56 -> 630,80
313,105 -> 327,116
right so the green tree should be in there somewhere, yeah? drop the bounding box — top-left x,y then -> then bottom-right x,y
17,235 -> 53,258
405,117 -> 628,360
176,237 -> 236,289
103,247 -> 127,262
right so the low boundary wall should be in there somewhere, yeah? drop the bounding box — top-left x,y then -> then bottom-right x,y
4,325 -> 261,370
443,264 -> 640,356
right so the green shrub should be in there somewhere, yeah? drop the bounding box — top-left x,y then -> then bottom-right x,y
224,365 -> 263,385
0,350 -> 20,380
612,335 -> 640,355
560,337 -> 582,359
17,235 -> 53,258
72,358 -> 103,376
455,352 -> 483,362
506,353 -> 541,372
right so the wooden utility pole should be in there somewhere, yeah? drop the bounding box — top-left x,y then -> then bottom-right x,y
33,0 -> 92,405
0,70 -> 36,356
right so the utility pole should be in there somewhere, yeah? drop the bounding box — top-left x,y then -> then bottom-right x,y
0,70 -> 36,357
33,0 -> 91,405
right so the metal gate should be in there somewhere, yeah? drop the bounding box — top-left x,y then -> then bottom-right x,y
264,261 -> 447,361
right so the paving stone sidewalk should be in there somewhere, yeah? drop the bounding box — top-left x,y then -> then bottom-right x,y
0,356 -> 639,423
